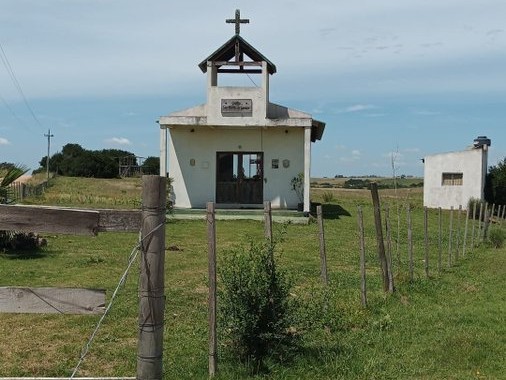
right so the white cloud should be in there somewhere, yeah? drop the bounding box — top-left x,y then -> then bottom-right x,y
0,137 -> 10,145
340,104 -> 378,113
105,137 -> 132,146
339,149 -> 362,163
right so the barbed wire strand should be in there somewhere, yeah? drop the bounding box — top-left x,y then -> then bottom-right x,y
69,221 -> 165,379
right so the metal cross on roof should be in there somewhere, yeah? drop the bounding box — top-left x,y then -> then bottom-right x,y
226,9 -> 249,35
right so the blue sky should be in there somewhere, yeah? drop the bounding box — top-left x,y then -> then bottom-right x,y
1,0 -> 505,177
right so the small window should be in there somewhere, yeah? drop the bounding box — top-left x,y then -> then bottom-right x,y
442,172 -> 463,186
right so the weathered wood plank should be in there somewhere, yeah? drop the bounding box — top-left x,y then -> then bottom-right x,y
97,209 -> 141,232
0,378 -> 135,379
0,205 -> 143,234
0,205 -> 99,235
0,287 -> 105,314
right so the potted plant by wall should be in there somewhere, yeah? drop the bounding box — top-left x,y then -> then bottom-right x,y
291,173 -> 304,211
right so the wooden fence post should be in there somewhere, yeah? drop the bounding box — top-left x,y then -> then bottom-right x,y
497,205 -> 502,226
207,202 -> 218,377
385,205 -> 394,291
482,203 -> 489,242
455,205 -> 462,261
477,202 -> 484,245
471,201 -> 477,249
463,206 -> 470,257
407,205 -> 414,282
424,206 -> 429,278
137,175 -> 166,380
448,206 -> 454,267
317,205 -> 328,286
438,207 -> 442,275
370,183 -> 392,293
502,204 -> 506,222
264,201 -> 273,242
396,203 -> 401,267
357,206 -> 367,307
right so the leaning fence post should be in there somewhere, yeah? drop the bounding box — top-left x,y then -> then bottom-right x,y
137,175 -> 166,380
264,201 -> 273,242
207,202 -> 218,377
501,204 -> 506,223
370,183 -> 392,293
317,205 -> 329,286
357,206 -> 367,307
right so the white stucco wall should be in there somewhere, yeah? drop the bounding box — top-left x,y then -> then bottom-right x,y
168,126 -> 304,209
423,147 -> 487,210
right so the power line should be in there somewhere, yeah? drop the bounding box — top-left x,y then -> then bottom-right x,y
0,40 -> 44,129
0,92 -> 28,129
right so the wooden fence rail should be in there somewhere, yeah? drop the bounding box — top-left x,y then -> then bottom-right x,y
0,205 -> 141,235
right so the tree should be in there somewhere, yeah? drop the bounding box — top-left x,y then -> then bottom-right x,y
142,156 -> 160,175
36,143 -> 138,178
486,158 -> 506,205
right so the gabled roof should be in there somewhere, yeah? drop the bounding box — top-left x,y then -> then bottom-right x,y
198,35 -> 277,74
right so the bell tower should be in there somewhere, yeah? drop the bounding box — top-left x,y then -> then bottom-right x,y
198,9 -> 277,125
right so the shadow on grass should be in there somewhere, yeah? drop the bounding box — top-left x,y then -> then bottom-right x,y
0,249 -> 47,260
311,203 -> 352,220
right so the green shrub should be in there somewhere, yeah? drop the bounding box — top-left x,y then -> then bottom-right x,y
343,178 -> 371,189
219,239 -> 297,372
488,227 -> 506,248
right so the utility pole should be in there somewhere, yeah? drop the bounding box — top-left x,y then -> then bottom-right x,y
44,129 -> 54,181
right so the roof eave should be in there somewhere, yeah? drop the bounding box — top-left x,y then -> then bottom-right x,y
198,35 -> 276,74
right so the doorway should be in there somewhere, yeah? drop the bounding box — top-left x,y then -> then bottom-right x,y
216,152 -> 263,205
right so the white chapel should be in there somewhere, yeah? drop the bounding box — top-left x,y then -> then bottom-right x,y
158,10 -> 325,212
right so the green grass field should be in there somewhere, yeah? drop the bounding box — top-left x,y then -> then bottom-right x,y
0,176 -> 505,379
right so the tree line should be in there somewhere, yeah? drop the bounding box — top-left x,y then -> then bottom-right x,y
34,143 -> 159,178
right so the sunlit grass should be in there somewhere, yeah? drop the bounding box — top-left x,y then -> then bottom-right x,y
22,176 -> 142,209
0,178 -> 504,378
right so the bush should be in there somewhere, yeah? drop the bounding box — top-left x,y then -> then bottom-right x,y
488,228 -> 506,248
343,178 -> 371,189
219,239 -> 297,372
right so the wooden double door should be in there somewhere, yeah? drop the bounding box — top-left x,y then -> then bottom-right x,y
216,152 -> 263,205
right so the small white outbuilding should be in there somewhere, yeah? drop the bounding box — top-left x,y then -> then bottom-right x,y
423,136 -> 490,210
158,11 -> 325,212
